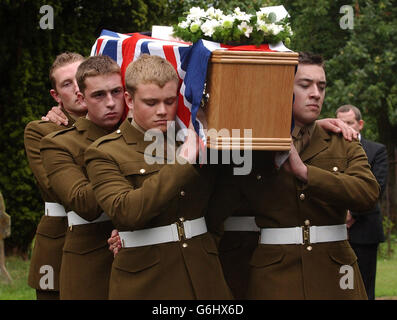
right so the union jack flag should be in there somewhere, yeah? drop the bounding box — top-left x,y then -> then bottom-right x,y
90,29 -> 290,142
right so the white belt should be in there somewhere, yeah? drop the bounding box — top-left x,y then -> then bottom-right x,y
260,224 -> 347,245
224,216 -> 260,232
120,217 -> 207,248
45,202 -> 67,217
67,211 -> 111,228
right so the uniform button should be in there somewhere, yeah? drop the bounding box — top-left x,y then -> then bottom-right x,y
182,243 -> 188,248
139,168 -> 146,174
256,174 -> 262,180
116,129 -> 121,134
304,219 -> 310,226
299,193 -> 305,201
180,190 -> 185,196
332,166 -> 338,172
307,246 -> 312,251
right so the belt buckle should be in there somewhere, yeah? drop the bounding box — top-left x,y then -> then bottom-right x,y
302,225 -> 310,245
176,218 -> 186,241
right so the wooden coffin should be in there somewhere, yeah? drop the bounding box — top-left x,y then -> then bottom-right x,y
204,50 -> 298,150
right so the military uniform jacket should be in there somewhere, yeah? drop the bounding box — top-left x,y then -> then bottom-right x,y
210,125 -> 380,300
24,113 -> 75,291
40,117 -> 114,299
84,119 -> 232,300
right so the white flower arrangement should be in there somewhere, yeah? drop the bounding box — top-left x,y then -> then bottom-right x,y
173,6 -> 293,47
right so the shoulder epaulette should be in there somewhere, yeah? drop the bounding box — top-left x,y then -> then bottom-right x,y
47,126 -> 75,139
92,131 -> 122,148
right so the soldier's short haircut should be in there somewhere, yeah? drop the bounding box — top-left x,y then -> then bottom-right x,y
76,55 -> 121,94
298,52 -> 325,70
49,52 -> 84,89
124,54 -> 179,97
336,104 -> 362,121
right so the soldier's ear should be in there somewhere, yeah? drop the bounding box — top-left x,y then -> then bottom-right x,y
77,91 -> 87,108
50,89 -> 61,104
358,119 -> 364,131
124,91 -> 134,111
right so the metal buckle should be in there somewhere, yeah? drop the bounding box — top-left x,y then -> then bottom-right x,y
176,218 -> 186,241
302,225 -> 310,245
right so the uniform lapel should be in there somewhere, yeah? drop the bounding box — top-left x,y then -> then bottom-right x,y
121,119 -> 175,163
74,117 -> 107,142
300,124 -> 330,162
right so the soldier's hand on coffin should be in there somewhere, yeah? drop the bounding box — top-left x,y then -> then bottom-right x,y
282,143 -> 308,183
316,118 -> 358,141
41,102 -> 69,126
108,229 -> 121,257
178,122 -> 199,164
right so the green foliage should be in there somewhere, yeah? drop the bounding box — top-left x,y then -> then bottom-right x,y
323,0 -> 397,145
284,0 -> 351,60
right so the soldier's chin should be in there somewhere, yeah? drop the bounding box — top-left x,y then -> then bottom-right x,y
150,124 -> 167,133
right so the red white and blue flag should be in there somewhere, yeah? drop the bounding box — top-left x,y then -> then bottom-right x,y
90,29 -> 290,142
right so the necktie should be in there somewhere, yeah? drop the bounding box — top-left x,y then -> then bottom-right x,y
293,126 -> 310,154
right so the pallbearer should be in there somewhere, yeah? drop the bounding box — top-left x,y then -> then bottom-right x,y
24,52 -> 85,300
85,54 -> 232,299
40,55 -> 124,299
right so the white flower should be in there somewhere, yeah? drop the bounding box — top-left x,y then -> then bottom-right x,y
221,14 -> 235,29
206,7 -> 223,20
256,19 -> 269,34
256,10 -> 267,22
178,20 -> 190,29
201,19 -> 220,37
238,21 -> 253,38
234,7 -> 242,15
267,23 -> 283,35
233,7 -> 252,22
188,7 -> 206,20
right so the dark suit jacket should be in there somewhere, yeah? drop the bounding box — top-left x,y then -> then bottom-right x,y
349,138 -> 388,244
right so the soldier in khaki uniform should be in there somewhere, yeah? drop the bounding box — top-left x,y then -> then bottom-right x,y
209,52 -> 379,300
24,52 -> 85,300
85,55 -> 232,300
40,55 -> 125,299
218,119 -> 358,299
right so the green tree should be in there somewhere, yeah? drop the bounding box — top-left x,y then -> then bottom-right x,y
324,0 -> 397,224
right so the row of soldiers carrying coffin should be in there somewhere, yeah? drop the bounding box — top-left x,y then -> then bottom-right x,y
23,51 -> 385,300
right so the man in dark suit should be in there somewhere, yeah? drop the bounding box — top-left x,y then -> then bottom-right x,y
336,104 -> 388,300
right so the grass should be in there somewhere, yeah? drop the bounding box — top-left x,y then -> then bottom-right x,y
0,255 -> 35,300
0,244 -> 396,300
375,241 -> 397,299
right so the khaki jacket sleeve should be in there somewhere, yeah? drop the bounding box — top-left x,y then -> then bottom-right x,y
24,121 -> 58,194
85,146 -> 199,229
306,140 -> 380,212
40,135 -> 102,220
